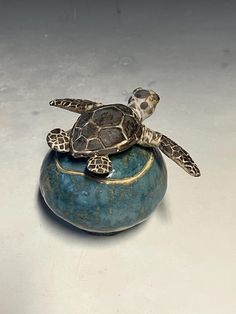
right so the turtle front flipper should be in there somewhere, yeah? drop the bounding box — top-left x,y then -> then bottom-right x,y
158,135 -> 201,177
49,99 -> 103,114
47,128 -> 70,153
138,126 -> 200,177
87,155 -> 112,175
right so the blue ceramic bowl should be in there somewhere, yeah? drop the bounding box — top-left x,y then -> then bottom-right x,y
40,146 -> 167,234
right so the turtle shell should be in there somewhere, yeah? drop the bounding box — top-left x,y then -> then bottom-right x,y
70,104 -> 142,157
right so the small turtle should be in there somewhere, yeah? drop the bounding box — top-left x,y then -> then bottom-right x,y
47,88 -> 200,177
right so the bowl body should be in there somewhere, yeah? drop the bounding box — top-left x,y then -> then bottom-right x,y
40,145 -> 167,234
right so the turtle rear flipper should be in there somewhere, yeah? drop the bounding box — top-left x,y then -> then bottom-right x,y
47,128 -> 70,153
87,155 -> 112,175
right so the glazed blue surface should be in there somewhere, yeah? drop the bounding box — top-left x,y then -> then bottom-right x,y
40,145 -> 167,233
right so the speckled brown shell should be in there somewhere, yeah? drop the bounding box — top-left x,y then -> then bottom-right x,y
70,104 -> 142,157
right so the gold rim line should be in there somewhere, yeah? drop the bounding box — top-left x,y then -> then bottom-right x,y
54,153 -> 155,185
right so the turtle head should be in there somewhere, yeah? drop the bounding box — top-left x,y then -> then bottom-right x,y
128,87 -> 160,121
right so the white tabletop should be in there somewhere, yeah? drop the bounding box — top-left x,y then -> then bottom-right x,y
1,1 -> 235,313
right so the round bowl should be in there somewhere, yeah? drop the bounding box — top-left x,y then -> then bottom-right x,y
39,145 -> 167,234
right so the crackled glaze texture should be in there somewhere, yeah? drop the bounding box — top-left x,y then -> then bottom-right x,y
40,145 -> 167,234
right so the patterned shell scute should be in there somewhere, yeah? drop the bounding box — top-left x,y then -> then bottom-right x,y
71,104 -> 141,156
93,106 -> 123,127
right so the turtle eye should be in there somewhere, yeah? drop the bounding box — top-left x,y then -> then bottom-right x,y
140,102 -> 148,110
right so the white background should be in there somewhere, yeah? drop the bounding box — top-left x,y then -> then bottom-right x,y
1,1 -> 235,313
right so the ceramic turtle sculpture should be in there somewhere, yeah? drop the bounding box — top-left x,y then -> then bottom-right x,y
47,87 -> 200,177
